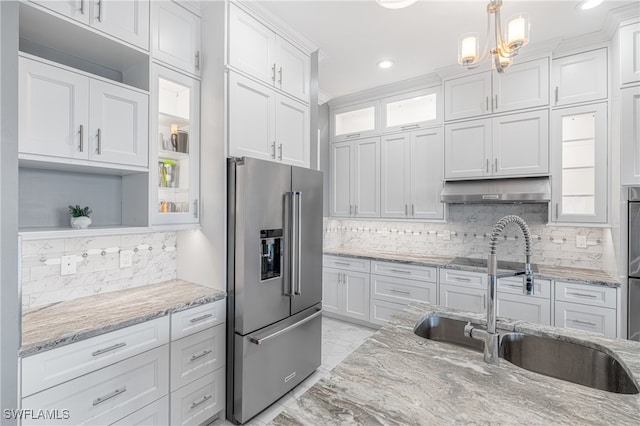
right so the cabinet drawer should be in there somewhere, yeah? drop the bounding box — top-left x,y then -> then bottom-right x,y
111,395 -> 169,426
171,325 -> 225,391
22,316 -> 169,397
170,368 -> 225,426
497,293 -> 551,325
171,299 -> 225,341
439,268 -> 486,289
371,261 -> 437,282
555,301 -> 616,338
555,282 -> 617,309
439,284 -> 486,314
369,299 -> 406,326
371,274 -> 437,305
22,345 -> 169,426
323,255 -> 370,273
498,277 -> 551,299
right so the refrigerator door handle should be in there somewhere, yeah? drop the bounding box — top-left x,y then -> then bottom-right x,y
295,191 -> 302,295
287,191 -> 301,298
249,308 -> 323,345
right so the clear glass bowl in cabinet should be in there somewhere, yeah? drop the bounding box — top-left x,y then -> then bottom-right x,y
152,64 -> 200,225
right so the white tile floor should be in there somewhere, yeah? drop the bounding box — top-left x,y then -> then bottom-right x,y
213,316 -> 377,426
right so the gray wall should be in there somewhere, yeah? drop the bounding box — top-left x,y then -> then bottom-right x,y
1,1 -> 20,422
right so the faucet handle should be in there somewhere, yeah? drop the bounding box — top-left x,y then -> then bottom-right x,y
524,273 -> 535,296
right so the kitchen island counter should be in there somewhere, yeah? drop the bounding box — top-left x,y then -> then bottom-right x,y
21,280 -> 226,357
272,303 -> 640,425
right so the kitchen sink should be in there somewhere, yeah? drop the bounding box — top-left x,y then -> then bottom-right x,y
413,315 -> 484,352
414,315 -> 639,394
500,333 -> 639,394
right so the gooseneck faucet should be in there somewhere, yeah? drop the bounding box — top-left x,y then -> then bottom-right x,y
464,215 -> 535,364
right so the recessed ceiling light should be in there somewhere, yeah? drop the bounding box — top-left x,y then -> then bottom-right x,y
377,59 -> 394,69
376,0 -> 418,9
578,0 -> 604,10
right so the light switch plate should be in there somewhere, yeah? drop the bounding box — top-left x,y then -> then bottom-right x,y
576,235 -> 587,249
61,255 -> 76,275
120,250 -> 133,268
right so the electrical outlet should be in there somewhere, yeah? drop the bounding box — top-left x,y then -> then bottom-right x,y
120,250 -> 133,268
576,235 -> 587,249
61,255 -> 76,275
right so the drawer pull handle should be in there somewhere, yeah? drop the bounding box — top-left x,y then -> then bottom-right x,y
453,277 -> 472,282
190,313 -> 213,323
345,133 -> 361,139
567,292 -> 597,299
93,386 -> 126,406
504,284 -> 522,289
390,269 -> 411,274
334,261 -> 351,266
401,124 -> 420,131
190,349 -> 213,362
191,394 -> 212,410
571,319 -> 597,327
390,288 -> 411,295
92,342 -> 126,357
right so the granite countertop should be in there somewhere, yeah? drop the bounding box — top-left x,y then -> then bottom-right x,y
324,248 -> 620,287
273,302 -> 640,425
21,280 -> 226,357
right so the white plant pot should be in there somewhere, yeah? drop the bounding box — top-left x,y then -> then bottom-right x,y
70,216 -> 92,229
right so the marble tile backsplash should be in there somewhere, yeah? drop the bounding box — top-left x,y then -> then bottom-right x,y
324,204 -> 611,271
21,232 -> 177,310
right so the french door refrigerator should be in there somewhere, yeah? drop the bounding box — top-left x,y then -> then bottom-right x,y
226,157 -> 323,424
629,188 -> 640,341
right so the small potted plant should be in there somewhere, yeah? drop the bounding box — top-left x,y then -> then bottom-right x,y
68,205 -> 92,229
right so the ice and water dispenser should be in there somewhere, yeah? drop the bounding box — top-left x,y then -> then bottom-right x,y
260,229 -> 283,281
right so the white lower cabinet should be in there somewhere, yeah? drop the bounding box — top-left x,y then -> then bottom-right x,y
22,345 -> 169,426
170,326 -> 225,391
111,395 -> 169,426
439,283 -> 486,314
370,299 -> 409,325
322,256 -> 371,322
555,301 -> 616,338
496,277 -> 552,325
170,369 -> 225,426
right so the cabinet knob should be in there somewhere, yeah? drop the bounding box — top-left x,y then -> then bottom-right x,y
271,142 -> 276,159
96,128 -> 102,155
195,51 -> 201,71
555,87 -> 559,105
271,64 -> 276,82
79,124 -> 84,152
97,0 -> 102,22
278,66 -> 283,85
278,143 -> 283,160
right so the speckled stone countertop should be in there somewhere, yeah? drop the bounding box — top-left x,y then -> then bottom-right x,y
324,248 -> 620,287
273,302 -> 640,425
21,280 -> 226,357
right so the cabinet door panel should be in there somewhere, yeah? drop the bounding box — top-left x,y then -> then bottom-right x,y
111,395 -> 169,426
444,118 -> 491,179
275,37 -> 310,102
275,94 -> 309,167
620,23 -> 640,84
621,86 -> 640,185
444,72 -> 491,120
92,0 -> 149,50
329,142 -> 352,217
439,284 -> 486,314
370,299 -> 406,326
29,0 -> 90,25
494,57 -> 549,112
343,271 -> 370,321
89,79 -> 149,167
497,293 -> 551,325
228,73 -> 274,161
152,1 -> 201,75
322,269 -> 341,314
411,128 -> 444,219
228,3 -> 275,85
493,110 -> 549,177
555,301 -> 616,338
353,138 -> 380,217
19,57 -> 90,160
381,134 -> 409,218
552,49 -> 607,106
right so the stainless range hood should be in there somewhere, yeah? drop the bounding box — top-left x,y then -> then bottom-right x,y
441,177 -> 551,203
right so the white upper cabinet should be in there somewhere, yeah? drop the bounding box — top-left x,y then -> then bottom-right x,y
445,110 -> 548,180
381,87 -> 442,133
552,48 -> 607,106
621,86 -> 640,185
228,3 -> 310,103
228,72 -> 309,167
381,128 -> 444,219
19,56 -> 148,169
151,1 -> 202,77
29,0 -> 150,50
620,22 -> 640,85
444,57 -> 549,121
551,103 -> 607,223
330,137 -> 380,218
330,101 -> 380,142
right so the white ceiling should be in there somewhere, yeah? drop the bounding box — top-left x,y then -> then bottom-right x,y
259,0 -> 638,102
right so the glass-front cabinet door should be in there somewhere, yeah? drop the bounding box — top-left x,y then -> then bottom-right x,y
151,64 -> 200,225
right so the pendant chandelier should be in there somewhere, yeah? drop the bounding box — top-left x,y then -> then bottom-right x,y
458,0 -> 530,74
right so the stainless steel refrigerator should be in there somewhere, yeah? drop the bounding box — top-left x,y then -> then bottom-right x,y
226,157 -> 323,424
629,188 -> 640,341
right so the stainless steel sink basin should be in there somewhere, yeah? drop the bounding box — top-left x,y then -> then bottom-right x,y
414,315 -> 639,394
500,332 -> 639,394
413,315 -> 484,352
